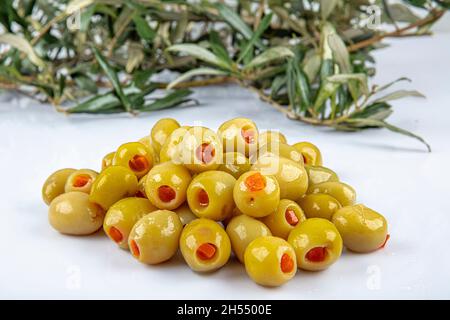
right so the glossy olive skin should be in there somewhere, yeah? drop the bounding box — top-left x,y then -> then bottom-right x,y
218,118 -> 259,157
49,192 -> 104,235
258,130 -> 287,146
332,204 -> 388,253
42,168 -> 76,205
103,197 -> 157,249
252,155 -> 308,201
233,171 -> 280,218
180,126 -> 223,173
305,165 -> 339,190
187,171 -> 236,221
262,199 -> 306,239
113,142 -> 154,179
293,142 -> 323,166
144,162 -> 192,210
102,152 -> 115,171
64,169 -> 98,194
136,174 -> 148,198
128,210 -> 183,264
159,126 -> 191,163
174,203 -> 198,226
252,142 -> 304,165
89,166 -> 139,210
244,236 -> 297,287
218,152 -> 251,179
309,181 -> 356,207
226,215 -> 272,263
151,118 -> 181,154
180,219 -> 231,272
138,135 -> 160,164
288,218 -> 343,271
298,193 -> 341,220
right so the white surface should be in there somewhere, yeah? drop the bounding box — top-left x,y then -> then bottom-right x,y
1,33 -> 450,300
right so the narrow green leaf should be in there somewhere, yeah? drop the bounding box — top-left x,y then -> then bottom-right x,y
209,31 -> 233,65
92,47 -> 132,112
313,81 -> 340,112
67,93 -> 120,113
376,77 -> 411,92
244,47 -> 294,70
0,33 -> 45,67
167,68 -> 228,89
167,44 -> 231,70
328,73 -> 369,96
132,14 -> 156,41
350,102 -> 393,120
133,69 -> 155,89
215,3 -> 263,49
373,90 -> 425,103
139,89 -> 194,112
237,13 -> 273,63
340,118 -> 431,152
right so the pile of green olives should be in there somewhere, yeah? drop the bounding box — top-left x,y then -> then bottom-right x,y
42,117 -> 389,287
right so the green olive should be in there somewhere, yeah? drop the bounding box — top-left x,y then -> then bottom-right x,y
309,181 -> 356,206
233,171 -> 280,218
64,169 -> 98,194
150,118 -> 181,154
262,199 -> 306,239
244,236 -> 297,287
218,152 -> 251,179
187,170 -> 236,221
42,168 -> 76,205
103,197 -> 157,249
145,162 -> 192,210
258,130 -> 287,146
217,118 -> 259,157
252,154 -> 308,201
179,126 -> 223,173
128,210 -> 183,264
288,218 -> 342,271
159,126 -> 191,163
226,215 -> 271,263
332,204 -> 388,253
298,193 -> 341,220
305,165 -> 339,191
251,142 -> 304,165
102,152 -> 115,171
138,135 -> 160,164
49,192 -> 104,235
174,203 -> 198,226
89,166 -> 139,210
293,142 -> 323,166
180,219 -> 231,272
113,142 -> 154,179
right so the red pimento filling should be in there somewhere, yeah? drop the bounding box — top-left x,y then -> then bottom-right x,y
195,143 -> 215,164
280,253 -> 294,273
129,155 -> 149,172
302,154 -> 308,164
109,227 -> 123,243
158,185 -> 176,202
73,174 -> 91,188
197,189 -> 209,207
130,240 -> 140,257
244,172 -> 266,192
285,209 -> 299,226
241,128 -> 256,144
196,243 -> 217,261
305,247 -> 327,262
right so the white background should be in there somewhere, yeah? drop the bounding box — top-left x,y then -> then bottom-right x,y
1,31 -> 450,299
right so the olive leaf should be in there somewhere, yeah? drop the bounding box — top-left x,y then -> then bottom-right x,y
167,68 -> 229,89
0,33 -> 45,67
373,90 -> 425,103
167,44 -> 232,70
321,0 -> 339,20
237,13 -> 273,63
244,47 -> 294,70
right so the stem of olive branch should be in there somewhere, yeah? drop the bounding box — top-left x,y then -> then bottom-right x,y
348,9 -> 446,52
